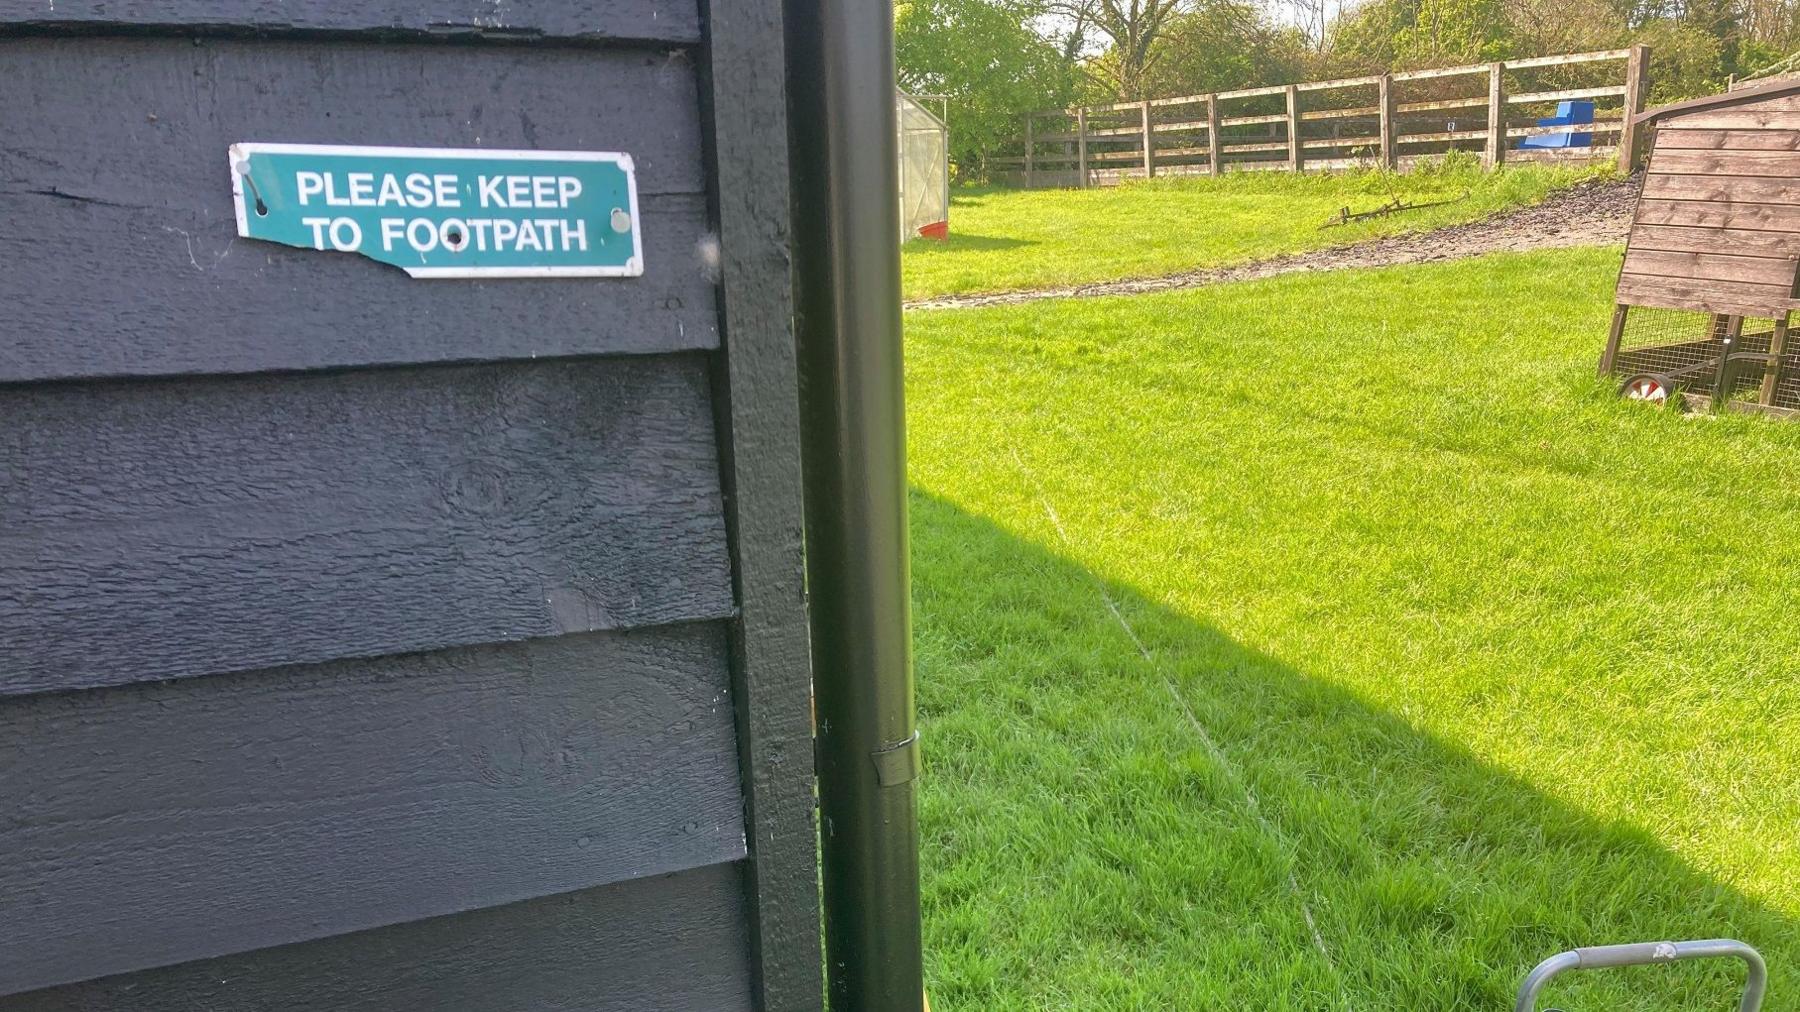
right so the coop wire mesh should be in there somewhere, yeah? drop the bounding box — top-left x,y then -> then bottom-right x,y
1611,306 -> 1799,408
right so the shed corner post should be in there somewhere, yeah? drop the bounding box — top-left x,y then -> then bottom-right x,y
1486,61 -> 1506,169
1619,44 -> 1651,173
1378,73 -> 1397,169
784,0 -> 925,1009
701,0 -> 827,1008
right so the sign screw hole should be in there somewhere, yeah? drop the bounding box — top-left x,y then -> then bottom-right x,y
445,227 -> 466,250
254,199 -> 268,216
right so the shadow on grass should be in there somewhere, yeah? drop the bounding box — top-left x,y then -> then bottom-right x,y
915,234 -> 1037,253
912,490 -> 1790,1011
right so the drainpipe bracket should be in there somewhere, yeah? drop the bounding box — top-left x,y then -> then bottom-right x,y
871,730 -> 922,787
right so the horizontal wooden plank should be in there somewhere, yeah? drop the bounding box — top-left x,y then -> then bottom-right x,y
1221,113 -> 1289,127
1085,149 -> 1152,164
1299,156 -> 1388,170
1393,63 -> 1489,82
11,864 -> 754,1010
1221,141 -> 1290,153
1301,104 -> 1382,121
1617,274 -> 1800,315
1619,265 -> 1798,298
1508,120 -> 1623,138
1650,148 -> 1800,175
1629,223 -> 1800,258
1654,127 -> 1800,151
1739,93 -> 1800,111
1302,138 -> 1382,152
1509,84 -> 1626,104
0,36 -> 714,383
1503,145 -> 1617,164
1298,75 -> 1382,92
1395,96 -> 1490,114
1621,248 -> 1800,285
0,0 -> 699,43
1653,108 -> 1800,130
0,355 -> 734,697
1505,49 -> 1631,68
1082,124 -> 1147,138
1643,172 -> 1800,204
0,623 -> 746,996
1217,84 -> 1289,99
1146,146 -> 1213,160
1635,196 -> 1800,231
1399,129 -> 1492,143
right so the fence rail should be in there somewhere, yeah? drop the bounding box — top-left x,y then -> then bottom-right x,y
989,47 -> 1649,188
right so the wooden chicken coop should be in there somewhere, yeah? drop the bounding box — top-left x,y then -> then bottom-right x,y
1603,79 -> 1800,415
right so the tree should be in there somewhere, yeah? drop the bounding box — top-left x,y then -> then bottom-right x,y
1501,0 -> 1619,59
1049,0 -> 1193,98
1634,17 -> 1728,97
895,0 -> 1082,173
1135,0 -> 1308,95
1681,0 -> 1745,72
1329,0 -> 1511,69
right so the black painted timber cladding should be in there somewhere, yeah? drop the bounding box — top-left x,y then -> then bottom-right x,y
0,1 -> 702,45
0,625 -> 746,995
0,355 -> 734,696
0,36 -> 715,383
9,864 -> 754,1011
0,3 -> 819,1008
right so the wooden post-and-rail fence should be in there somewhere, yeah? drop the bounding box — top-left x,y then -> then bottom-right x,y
991,46 -> 1650,188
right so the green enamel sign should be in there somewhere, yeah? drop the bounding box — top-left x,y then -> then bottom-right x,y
229,143 -> 643,278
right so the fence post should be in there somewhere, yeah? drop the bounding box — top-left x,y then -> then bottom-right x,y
1486,62 -> 1506,169
1286,84 -> 1301,171
1141,100 -> 1155,178
1618,44 -> 1651,173
1378,73 -> 1396,169
1076,107 -> 1089,188
1207,94 -> 1222,175
1023,114 -> 1035,188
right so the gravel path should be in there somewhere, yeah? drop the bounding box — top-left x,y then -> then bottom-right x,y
904,176 -> 1637,312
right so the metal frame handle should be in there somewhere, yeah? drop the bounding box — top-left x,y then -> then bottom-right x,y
1516,939 -> 1766,1012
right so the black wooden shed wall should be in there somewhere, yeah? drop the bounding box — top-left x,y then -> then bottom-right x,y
0,4 -> 821,1010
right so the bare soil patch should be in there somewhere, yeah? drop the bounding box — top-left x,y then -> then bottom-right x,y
905,176 -> 1636,311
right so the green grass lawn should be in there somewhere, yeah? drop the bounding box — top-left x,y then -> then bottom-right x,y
907,248 -> 1800,1009
901,162 -> 1605,302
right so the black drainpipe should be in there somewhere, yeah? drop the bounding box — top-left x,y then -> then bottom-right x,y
784,0 -> 925,1009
